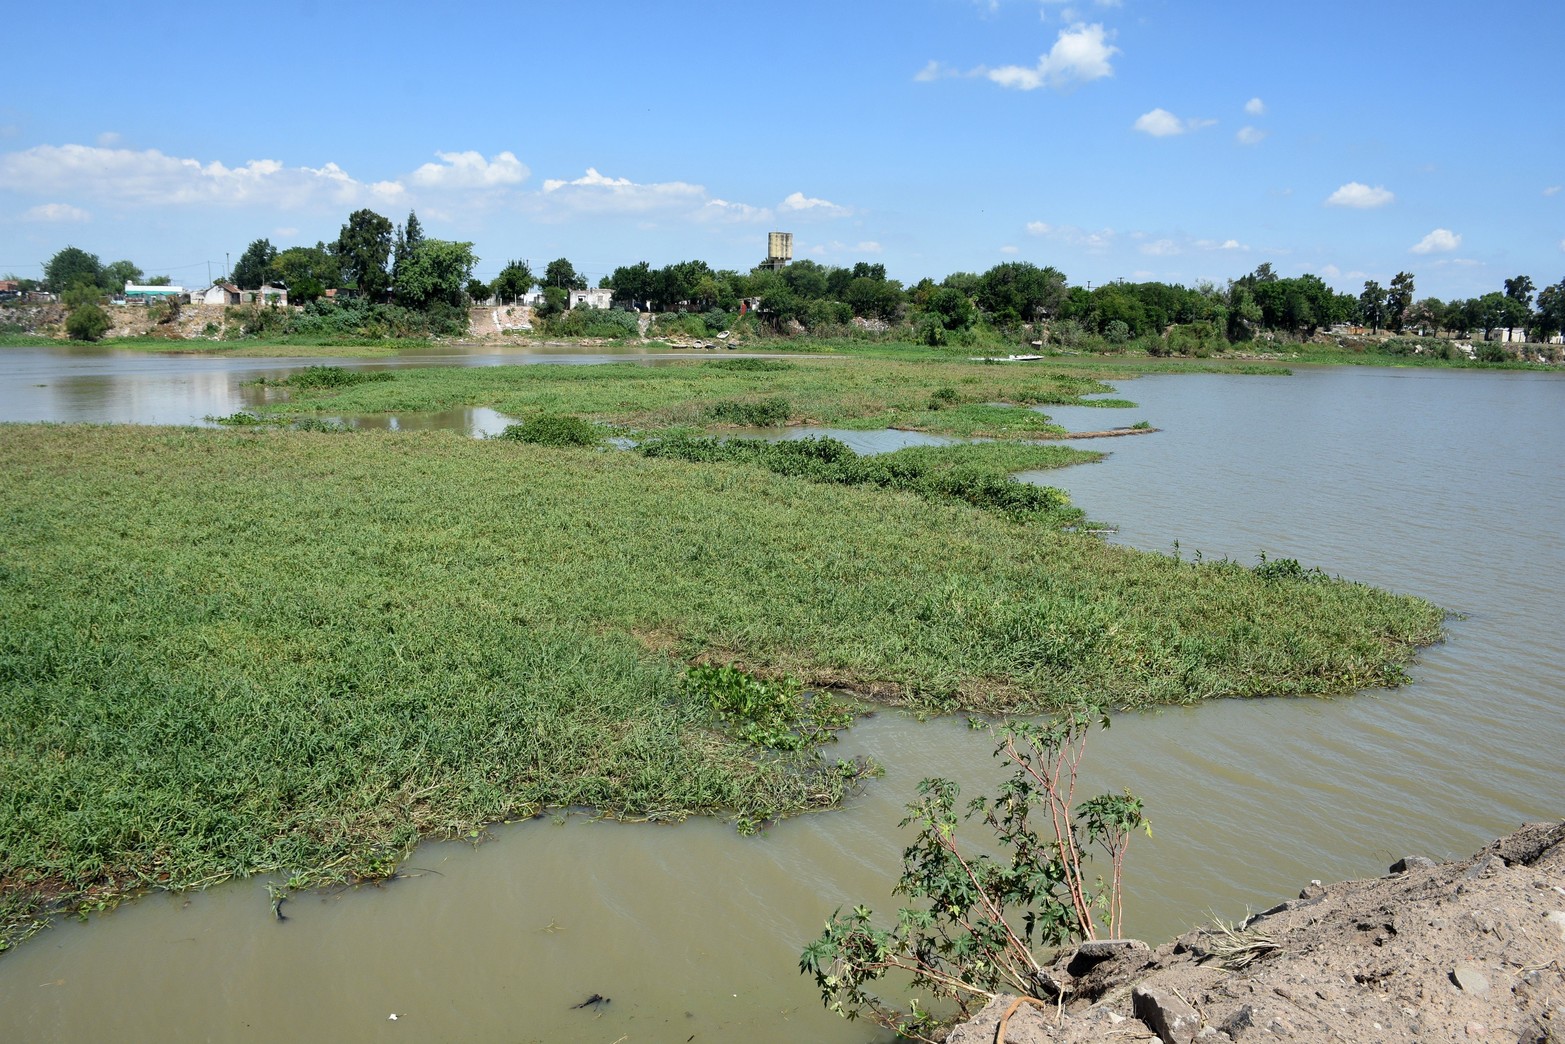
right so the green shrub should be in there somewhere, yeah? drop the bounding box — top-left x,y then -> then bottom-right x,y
66,303 -> 112,342
545,307 -> 640,339
651,311 -> 710,338
802,713 -> 1148,1041
705,358 -> 793,373
927,386 -> 960,410
1252,553 -> 1324,583
685,663 -> 852,752
705,396 -> 791,426
498,413 -> 604,447
291,418 -> 354,433
275,365 -> 393,390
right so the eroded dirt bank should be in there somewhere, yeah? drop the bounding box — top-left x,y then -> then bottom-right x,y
951,822 -> 1564,1043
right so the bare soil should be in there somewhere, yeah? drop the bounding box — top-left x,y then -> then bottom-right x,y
949,822 -> 1565,1043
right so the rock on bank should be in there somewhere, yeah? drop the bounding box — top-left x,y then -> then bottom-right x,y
949,822 -> 1564,1043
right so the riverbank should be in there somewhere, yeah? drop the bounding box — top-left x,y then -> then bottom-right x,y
950,821 -> 1565,1043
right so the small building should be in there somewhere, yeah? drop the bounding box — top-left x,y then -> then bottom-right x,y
124,282 -> 187,302
195,283 -> 242,306
569,287 -> 614,310
242,284 -> 288,307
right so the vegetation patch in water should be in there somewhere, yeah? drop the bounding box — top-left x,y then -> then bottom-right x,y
639,435 -> 1094,527
241,355 -> 1131,437
497,413 -> 605,447
0,424 -> 1444,952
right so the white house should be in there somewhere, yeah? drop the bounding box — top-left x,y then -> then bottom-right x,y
569,287 -> 614,310
196,283 -> 242,306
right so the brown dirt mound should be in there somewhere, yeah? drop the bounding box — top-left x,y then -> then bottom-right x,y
949,822 -> 1565,1043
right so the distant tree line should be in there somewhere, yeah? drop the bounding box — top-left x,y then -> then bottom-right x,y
21,230 -> 1565,349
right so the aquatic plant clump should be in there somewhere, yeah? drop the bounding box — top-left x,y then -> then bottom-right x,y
497,413 -> 605,447
640,434 -> 1087,526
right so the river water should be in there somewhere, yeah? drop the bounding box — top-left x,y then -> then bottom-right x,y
2,349 -> 1562,1042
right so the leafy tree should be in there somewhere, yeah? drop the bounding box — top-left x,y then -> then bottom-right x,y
466,278 -> 491,303
492,260 -> 535,305
100,260 -> 144,292
536,285 -> 569,318
606,261 -> 654,309
390,211 -> 426,292
146,275 -> 172,286
272,244 -> 341,306
1386,272 -> 1415,333
542,257 -> 586,291
63,283 -> 111,341
1535,280 -> 1565,342
757,281 -> 805,329
942,271 -> 981,297
231,239 -> 278,290
779,259 -> 829,300
1408,297 -> 1445,335
1503,275 -> 1535,310
334,209 -> 393,301
394,239 -> 477,310
1225,286 -> 1262,340
45,246 -> 103,294
976,262 -> 1068,328
1473,292 -> 1515,338
843,276 -> 905,322
1359,280 -> 1387,331
920,285 -> 975,333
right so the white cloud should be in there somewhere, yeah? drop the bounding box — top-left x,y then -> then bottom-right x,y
22,202 -> 90,223
914,59 -> 961,82
1410,228 -> 1461,254
700,198 -> 772,224
1244,97 -> 1265,116
987,22 -> 1118,90
1325,182 -> 1394,208
273,226 -> 299,238
1560,238 -> 1565,252
410,150 -> 528,189
1236,126 -> 1267,145
806,239 -> 884,258
95,131 -> 122,147
1000,244 -> 1019,254
1140,238 -> 1180,256
1195,237 -> 1248,252
1545,185 -> 1562,196
538,167 -> 706,215
1026,221 -> 1115,252
778,191 -> 852,218
0,143 -> 406,210
1134,109 -> 1217,137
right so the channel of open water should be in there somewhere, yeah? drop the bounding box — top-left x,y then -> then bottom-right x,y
2,348 -> 1562,1042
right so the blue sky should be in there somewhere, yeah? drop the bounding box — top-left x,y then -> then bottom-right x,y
3,0 -> 1561,300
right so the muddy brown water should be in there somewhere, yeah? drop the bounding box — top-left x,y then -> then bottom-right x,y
2,354 -> 1562,1042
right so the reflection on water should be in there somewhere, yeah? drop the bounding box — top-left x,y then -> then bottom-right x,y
0,344 -> 742,429
3,362 -> 1563,1042
320,407 -> 519,438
